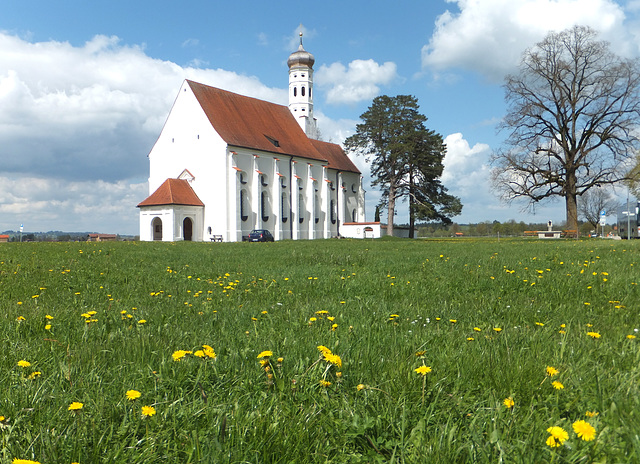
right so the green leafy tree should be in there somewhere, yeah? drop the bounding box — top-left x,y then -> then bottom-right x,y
345,95 -> 461,237
492,26 -> 640,231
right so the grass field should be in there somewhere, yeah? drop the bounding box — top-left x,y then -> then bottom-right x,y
1,237 -> 639,463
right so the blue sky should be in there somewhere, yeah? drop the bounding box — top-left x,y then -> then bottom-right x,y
1,0 -> 639,234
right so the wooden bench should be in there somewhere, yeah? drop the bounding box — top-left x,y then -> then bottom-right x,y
562,230 -> 578,238
210,235 -> 223,242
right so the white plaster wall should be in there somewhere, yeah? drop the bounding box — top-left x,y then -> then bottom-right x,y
147,80 -> 228,241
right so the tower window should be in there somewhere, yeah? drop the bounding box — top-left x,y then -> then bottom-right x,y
301,86 -> 305,97
301,74 -> 305,77
293,87 -> 297,97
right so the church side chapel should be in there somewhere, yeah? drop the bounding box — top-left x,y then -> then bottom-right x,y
138,34 -> 365,242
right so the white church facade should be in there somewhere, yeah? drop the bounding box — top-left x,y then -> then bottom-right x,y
138,35 -> 365,242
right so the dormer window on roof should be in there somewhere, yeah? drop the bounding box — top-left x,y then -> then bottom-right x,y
264,135 -> 280,148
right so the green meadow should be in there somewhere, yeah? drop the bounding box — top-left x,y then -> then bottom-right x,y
1,238 -> 639,463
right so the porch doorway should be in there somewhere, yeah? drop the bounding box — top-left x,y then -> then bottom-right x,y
152,217 -> 163,241
183,217 -> 193,241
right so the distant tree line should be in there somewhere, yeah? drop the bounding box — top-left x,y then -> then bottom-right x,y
415,220 -> 615,238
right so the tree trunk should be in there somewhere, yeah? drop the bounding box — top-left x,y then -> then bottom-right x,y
387,184 -> 396,237
408,170 -> 415,238
565,172 -> 578,231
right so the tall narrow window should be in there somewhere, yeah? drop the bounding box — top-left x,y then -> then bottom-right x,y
261,191 -> 269,222
240,189 -> 248,222
301,86 -> 306,97
298,194 -> 304,224
330,199 -> 336,224
293,87 -> 297,97
281,192 -> 288,223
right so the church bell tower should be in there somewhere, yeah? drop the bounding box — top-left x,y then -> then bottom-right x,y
288,32 -> 318,139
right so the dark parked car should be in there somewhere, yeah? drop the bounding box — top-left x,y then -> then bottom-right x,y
248,229 -> 274,242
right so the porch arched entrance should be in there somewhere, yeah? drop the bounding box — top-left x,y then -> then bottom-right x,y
183,217 -> 193,241
152,217 -> 163,241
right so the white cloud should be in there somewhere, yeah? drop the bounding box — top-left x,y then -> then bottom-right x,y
0,176 -> 147,234
422,0 -> 632,82
0,32 -> 287,232
316,59 -> 398,105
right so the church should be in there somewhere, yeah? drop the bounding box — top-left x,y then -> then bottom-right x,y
137,35 -> 365,242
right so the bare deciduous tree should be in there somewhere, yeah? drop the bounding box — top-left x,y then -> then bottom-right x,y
578,188 -> 619,229
492,26 -> 640,230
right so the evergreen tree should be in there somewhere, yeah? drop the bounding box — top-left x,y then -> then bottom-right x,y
345,95 -> 461,237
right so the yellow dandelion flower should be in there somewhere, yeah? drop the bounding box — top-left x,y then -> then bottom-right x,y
126,390 -> 141,401
450,319 -> 457,323
12,459 -> 41,464
552,381 -> 564,390
466,337 -> 474,341
546,366 -> 559,377
324,352 -> 342,368
277,357 -> 284,363
27,372 -> 41,380
356,384 -> 366,391
415,350 -> 426,356
319,380 -> 332,387
587,332 -> 601,339
546,426 -> 568,447
68,402 -> 83,411
172,350 -> 191,361
259,359 -> 269,367
627,334 -> 636,339
503,397 -> 514,408
585,411 -> 599,418
573,420 -> 596,441
17,360 -> 31,368
414,365 -> 432,376
473,327 -> 481,332
317,345 -> 331,355
193,350 -> 205,358
141,405 -> 156,417
44,324 -> 52,330
257,350 -> 273,359
493,327 -> 502,332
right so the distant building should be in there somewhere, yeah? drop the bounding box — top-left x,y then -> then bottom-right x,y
0,234 -> 9,243
138,34 -> 365,242
87,234 -> 118,242
341,222 -> 381,239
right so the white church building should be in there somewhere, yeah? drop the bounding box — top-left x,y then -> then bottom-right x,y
138,35 -> 365,242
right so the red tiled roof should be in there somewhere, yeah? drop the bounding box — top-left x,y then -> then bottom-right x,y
310,139 -> 360,173
186,80 -> 360,174
137,179 -> 204,207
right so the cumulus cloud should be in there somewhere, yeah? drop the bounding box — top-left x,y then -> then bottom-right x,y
0,32 -> 287,232
316,59 -> 398,105
422,0 -> 632,82
0,176 -> 147,233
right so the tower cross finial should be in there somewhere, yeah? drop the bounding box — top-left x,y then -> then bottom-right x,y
299,25 -> 304,47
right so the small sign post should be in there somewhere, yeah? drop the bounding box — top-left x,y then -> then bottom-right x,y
19,223 -> 24,242
599,210 -> 606,237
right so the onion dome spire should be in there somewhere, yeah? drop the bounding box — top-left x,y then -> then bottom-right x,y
287,32 -> 315,68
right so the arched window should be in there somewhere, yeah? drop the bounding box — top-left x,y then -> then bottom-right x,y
315,194 -> 320,224
238,171 -> 247,185
281,192 -> 288,223
301,86 -> 306,97
298,193 -> 305,224
261,191 -> 270,222
352,209 -> 357,222
330,200 -> 336,224
240,189 -> 248,222
293,87 -> 297,97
